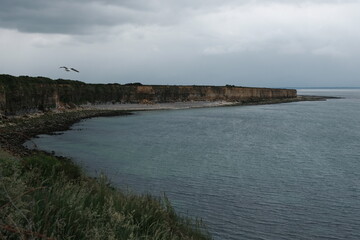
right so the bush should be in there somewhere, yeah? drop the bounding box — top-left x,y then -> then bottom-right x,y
22,153 -> 82,179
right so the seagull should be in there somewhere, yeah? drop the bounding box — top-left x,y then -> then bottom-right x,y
59,66 -> 70,72
59,66 -> 79,73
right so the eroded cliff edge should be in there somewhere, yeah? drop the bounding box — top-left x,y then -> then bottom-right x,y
0,74 -> 297,115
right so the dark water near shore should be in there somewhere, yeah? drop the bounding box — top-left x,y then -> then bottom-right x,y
28,90 -> 360,240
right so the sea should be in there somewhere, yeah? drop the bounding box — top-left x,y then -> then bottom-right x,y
26,89 -> 360,240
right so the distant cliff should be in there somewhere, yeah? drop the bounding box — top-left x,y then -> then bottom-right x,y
0,74 -> 297,115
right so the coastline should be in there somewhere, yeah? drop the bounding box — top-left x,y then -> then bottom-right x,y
0,110 -> 132,155
81,95 -> 335,111
0,95 -> 336,155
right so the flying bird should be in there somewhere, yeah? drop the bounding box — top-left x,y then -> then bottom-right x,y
59,66 -> 70,72
59,66 -> 79,73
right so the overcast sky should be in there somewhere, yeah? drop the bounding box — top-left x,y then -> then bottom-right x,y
1,0 -> 359,87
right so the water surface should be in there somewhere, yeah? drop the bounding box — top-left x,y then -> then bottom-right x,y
28,90 -> 360,240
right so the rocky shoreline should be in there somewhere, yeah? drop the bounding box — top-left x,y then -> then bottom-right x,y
0,109 -> 131,155
82,95 -> 336,111
0,95 -> 336,156
229,95 -> 338,106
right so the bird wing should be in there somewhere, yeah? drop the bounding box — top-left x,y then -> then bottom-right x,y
70,68 -> 79,72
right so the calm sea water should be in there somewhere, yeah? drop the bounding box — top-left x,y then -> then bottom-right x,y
28,89 -> 360,240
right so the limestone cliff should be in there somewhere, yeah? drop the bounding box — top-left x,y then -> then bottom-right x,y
0,75 -> 296,115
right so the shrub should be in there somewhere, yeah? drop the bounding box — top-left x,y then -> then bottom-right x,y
22,153 -> 82,180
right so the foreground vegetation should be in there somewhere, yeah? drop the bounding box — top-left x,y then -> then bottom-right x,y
0,150 -> 210,239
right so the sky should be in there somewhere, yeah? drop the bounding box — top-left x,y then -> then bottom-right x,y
0,0 -> 359,87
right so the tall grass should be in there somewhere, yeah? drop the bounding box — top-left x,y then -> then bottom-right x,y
0,151 -> 210,239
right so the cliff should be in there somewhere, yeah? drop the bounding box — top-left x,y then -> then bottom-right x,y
0,74 -> 297,115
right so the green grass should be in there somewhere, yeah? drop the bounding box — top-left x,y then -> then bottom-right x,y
0,150 -> 210,239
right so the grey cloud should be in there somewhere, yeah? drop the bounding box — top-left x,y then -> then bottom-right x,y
0,0 -> 159,34
0,0 -> 355,34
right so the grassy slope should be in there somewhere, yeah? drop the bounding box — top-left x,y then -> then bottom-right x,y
0,151 -> 209,239
0,112 -> 210,240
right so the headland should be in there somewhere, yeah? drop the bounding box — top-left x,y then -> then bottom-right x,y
0,74 -> 299,115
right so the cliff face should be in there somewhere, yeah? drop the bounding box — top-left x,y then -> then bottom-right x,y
0,75 -> 297,115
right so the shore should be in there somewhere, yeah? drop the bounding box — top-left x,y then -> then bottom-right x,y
81,95 -> 334,111
0,95 -> 337,156
0,110 -> 132,155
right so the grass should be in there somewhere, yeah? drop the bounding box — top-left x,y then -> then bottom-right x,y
0,149 -> 210,240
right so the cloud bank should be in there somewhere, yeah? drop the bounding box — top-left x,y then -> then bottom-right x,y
1,0 -> 359,87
